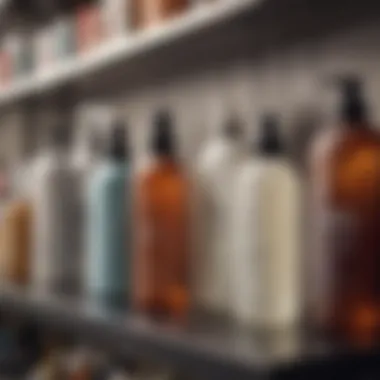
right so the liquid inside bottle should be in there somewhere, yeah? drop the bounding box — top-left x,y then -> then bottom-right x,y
310,79 -> 380,344
135,110 -> 190,322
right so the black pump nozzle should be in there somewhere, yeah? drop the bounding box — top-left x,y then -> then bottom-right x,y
258,114 -> 284,155
152,110 -> 175,156
108,120 -> 128,161
339,77 -> 367,124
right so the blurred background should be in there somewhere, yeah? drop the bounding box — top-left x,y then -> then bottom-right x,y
0,0 -> 379,379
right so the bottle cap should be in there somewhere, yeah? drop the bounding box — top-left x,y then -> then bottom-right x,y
151,110 -> 175,156
340,77 -> 367,124
108,120 -> 127,161
258,114 -> 284,155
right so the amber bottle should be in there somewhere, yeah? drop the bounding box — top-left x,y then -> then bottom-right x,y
134,0 -> 189,29
135,110 -> 190,322
310,79 -> 380,344
1,199 -> 32,286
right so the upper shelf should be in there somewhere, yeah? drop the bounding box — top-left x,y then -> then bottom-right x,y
0,0 -> 264,107
1,0 -> 378,108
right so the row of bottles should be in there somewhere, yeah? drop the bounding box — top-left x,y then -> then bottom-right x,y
1,77 -> 380,344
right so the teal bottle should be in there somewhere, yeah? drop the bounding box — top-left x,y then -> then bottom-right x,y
86,121 -> 130,306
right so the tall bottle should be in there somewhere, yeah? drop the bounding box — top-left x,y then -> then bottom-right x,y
310,79 -> 380,343
232,115 -> 301,328
195,116 -> 245,316
86,121 -> 130,305
135,110 -> 190,321
31,122 -> 82,294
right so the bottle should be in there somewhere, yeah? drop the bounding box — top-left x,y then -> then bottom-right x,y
135,110 -> 190,321
231,115 -> 301,328
31,122 -> 82,294
101,0 -> 132,40
86,121 -> 130,305
76,1 -> 103,53
195,116 -> 245,316
73,106 -> 108,278
310,78 -> 380,343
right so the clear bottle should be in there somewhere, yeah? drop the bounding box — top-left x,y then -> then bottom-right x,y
134,110 -> 190,321
310,79 -> 380,343
31,122 -> 82,294
195,116 -> 245,316
86,121 -> 130,305
232,115 -> 301,328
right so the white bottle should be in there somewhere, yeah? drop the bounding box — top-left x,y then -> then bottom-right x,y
232,115 -> 301,329
195,116 -> 245,316
31,122 -> 82,294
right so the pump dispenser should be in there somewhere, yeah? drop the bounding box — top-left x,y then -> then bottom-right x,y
135,110 -> 190,321
86,120 -> 130,305
310,77 -> 380,343
231,114 -> 301,328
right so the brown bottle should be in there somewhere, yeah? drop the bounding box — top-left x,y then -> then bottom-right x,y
134,0 -> 189,29
135,110 -> 190,322
310,79 -> 380,344
0,199 -> 32,286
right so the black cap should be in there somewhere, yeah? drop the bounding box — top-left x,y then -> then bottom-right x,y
257,114 -> 284,155
108,121 -> 127,161
340,77 -> 367,124
151,110 -> 175,156
223,115 -> 243,139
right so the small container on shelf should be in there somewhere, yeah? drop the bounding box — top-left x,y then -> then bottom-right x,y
53,16 -> 77,61
5,32 -> 34,79
0,47 -> 11,87
76,2 -> 104,53
3,34 -> 24,82
101,0 -> 133,40
33,24 -> 56,74
134,0 -> 190,30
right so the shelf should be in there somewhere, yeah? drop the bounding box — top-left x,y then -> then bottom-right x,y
0,285 -> 379,379
0,0 -> 263,107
